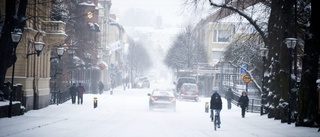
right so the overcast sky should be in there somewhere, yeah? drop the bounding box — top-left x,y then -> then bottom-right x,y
110,0 -> 208,27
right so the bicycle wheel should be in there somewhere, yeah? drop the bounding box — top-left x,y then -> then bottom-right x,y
214,116 -> 217,130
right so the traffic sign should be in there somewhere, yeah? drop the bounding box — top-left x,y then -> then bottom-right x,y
242,75 -> 251,83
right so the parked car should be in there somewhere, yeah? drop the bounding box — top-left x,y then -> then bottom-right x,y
173,77 -> 196,96
178,83 -> 199,102
134,77 -> 150,88
147,89 -> 176,111
136,79 -> 150,88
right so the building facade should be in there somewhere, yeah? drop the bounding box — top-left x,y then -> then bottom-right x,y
2,0 -> 67,110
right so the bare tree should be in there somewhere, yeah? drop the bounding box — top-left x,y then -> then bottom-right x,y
164,25 -> 208,76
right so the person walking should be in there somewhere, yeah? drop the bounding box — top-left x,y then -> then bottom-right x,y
98,81 -> 104,94
238,91 -> 249,118
210,90 -> 222,128
197,82 -> 203,96
225,88 -> 234,109
77,83 -> 86,105
69,83 -> 77,104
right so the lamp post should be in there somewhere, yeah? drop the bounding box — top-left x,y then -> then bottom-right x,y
285,38 -> 297,124
67,46 -> 76,84
260,47 -> 268,116
8,29 -> 22,118
26,41 -> 44,110
50,47 -> 64,105
26,42 -> 45,58
84,52 -> 91,92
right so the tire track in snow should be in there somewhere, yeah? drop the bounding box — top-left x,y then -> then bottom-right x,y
0,118 -> 68,137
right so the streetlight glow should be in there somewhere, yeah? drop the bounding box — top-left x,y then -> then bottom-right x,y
11,29 -> 22,43
57,47 -> 65,56
34,42 -> 45,56
285,38 -> 297,49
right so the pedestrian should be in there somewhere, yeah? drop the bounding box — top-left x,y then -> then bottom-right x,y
225,88 -> 234,109
69,83 -> 77,104
197,82 -> 203,96
98,81 -> 104,94
210,90 -> 222,128
125,77 -> 129,88
122,78 -> 126,90
238,91 -> 249,118
77,83 -> 86,105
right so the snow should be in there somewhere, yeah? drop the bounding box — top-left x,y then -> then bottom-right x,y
0,81 -> 319,137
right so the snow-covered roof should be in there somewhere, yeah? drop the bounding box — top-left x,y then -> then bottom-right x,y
78,2 -> 95,6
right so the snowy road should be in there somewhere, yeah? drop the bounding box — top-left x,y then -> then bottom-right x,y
0,82 -> 318,137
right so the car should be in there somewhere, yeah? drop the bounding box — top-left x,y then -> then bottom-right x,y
147,89 -> 176,111
178,83 -> 199,102
173,77 -> 196,96
136,79 -> 150,88
134,77 -> 150,88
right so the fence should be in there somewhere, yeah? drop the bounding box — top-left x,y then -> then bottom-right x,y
230,91 -> 262,113
1,82 -> 24,103
50,88 -> 70,105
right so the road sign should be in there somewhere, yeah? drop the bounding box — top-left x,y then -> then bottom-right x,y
242,75 -> 251,83
239,64 -> 247,74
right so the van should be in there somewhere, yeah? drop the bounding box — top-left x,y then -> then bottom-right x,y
173,77 -> 196,95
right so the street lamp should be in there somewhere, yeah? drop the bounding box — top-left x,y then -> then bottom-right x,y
84,52 -> 91,92
56,47 -> 64,59
67,46 -> 76,84
284,37 -> 297,124
26,41 -> 45,58
8,29 -> 22,117
50,47 -> 64,105
260,47 -> 268,116
50,47 -> 65,60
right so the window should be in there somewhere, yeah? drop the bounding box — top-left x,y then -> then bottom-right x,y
213,30 -> 231,43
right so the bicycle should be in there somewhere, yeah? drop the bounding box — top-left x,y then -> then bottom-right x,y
211,109 -> 220,131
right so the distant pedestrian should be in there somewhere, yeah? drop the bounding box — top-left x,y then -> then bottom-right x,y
69,83 -> 77,104
98,81 -> 104,94
125,77 -> 129,88
225,88 -> 234,109
238,91 -> 249,118
77,83 -> 86,105
122,78 -> 126,90
197,82 -> 203,96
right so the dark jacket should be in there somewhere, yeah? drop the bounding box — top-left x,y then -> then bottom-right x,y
98,82 -> 104,91
225,89 -> 234,101
238,95 -> 249,108
210,92 -> 222,110
69,85 -> 77,96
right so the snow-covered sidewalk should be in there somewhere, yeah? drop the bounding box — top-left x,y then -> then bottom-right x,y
0,84 -> 319,137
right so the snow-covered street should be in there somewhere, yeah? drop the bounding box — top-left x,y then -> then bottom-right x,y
0,81 -> 318,137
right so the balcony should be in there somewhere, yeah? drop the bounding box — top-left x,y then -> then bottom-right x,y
41,21 -> 67,45
41,21 -> 66,34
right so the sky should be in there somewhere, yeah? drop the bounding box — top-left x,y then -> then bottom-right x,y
0,80 -> 319,137
110,0 -> 210,27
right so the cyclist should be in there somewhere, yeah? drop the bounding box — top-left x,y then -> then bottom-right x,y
210,90 -> 222,128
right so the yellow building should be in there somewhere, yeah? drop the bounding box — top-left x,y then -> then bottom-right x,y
1,0 -> 67,111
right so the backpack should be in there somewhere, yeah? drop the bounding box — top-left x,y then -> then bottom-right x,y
211,94 -> 221,104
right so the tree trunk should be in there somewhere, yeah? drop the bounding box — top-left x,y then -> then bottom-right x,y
0,0 -> 28,91
296,0 -> 320,127
266,0 -> 287,119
